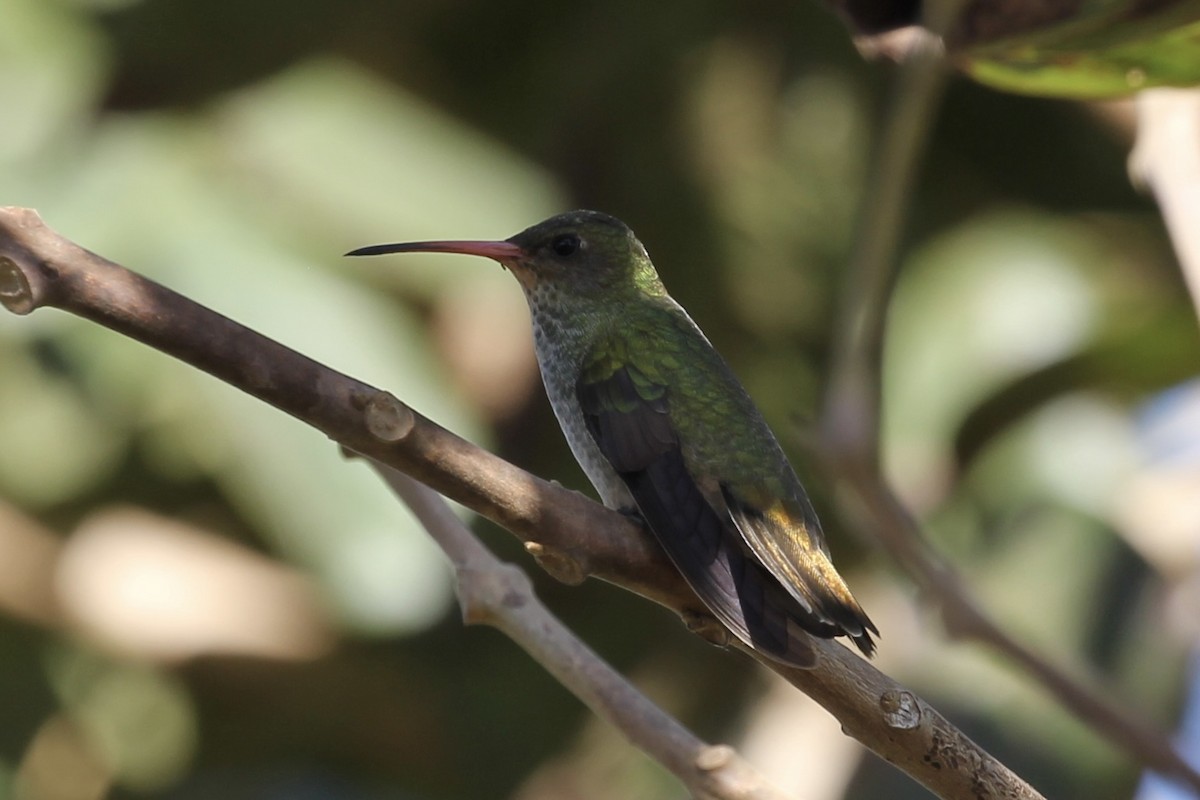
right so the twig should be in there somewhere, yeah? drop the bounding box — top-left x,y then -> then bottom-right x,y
817,6 -> 1200,794
843,466 -> 1200,792
822,28 -> 949,461
0,206 -> 1043,800
367,462 -> 791,800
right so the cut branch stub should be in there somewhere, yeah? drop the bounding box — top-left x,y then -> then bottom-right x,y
364,391 -> 416,443
0,255 -> 35,315
880,689 -> 922,731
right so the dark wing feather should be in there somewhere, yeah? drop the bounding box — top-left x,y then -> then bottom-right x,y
578,363 -> 822,665
721,487 -> 878,656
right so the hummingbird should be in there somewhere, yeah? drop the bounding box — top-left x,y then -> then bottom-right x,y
349,210 -> 877,665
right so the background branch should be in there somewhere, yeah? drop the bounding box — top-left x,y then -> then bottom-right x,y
1130,88 -> 1200,320
816,8 -> 1200,795
0,206 -> 1042,800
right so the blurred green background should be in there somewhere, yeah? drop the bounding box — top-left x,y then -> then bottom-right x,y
1,0 -> 1198,798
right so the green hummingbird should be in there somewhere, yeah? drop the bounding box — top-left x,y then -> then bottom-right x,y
349,210 -> 877,665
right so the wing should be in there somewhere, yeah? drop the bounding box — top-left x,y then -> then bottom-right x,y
577,357 -> 871,665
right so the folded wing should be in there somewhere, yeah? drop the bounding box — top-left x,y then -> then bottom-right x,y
577,359 -> 876,665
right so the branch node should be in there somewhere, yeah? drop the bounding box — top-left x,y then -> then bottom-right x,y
456,563 -> 533,626
364,391 -> 415,442
0,256 -> 34,315
695,743 -> 735,771
525,541 -> 587,585
347,386 -> 375,411
880,689 -> 922,730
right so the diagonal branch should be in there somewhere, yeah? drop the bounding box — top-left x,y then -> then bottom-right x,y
0,206 -> 1042,800
367,460 -> 791,799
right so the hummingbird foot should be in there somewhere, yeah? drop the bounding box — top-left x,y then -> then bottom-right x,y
682,609 -> 731,649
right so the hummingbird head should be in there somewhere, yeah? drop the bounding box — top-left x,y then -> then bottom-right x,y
347,210 -> 666,302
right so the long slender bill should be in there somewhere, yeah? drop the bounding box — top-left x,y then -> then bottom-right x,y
345,240 -> 523,260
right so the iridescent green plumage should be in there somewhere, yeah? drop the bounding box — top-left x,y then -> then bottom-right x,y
349,210 -> 877,666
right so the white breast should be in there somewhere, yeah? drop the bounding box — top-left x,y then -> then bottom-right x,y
526,289 -> 635,511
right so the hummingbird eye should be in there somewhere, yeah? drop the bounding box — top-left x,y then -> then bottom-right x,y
550,234 -> 581,257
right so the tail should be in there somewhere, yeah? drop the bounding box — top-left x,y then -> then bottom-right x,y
725,537 -> 877,664
790,552 -> 878,657
719,486 -> 879,661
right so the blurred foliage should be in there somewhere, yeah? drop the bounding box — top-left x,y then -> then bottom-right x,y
0,0 -> 1197,798
833,0 -> 1200,98
959,3 -> 1200,98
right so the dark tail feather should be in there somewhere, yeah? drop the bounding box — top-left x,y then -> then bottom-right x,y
719,486 -> 879,659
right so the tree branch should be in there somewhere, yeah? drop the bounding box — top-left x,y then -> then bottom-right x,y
367,461 -> 790,799
817,9 -> 1200,795
0,206 -> 1042,799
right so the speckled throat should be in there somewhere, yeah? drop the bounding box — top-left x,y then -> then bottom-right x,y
522,281 -> 636,510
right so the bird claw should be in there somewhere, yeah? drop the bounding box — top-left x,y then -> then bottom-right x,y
682,610 -> 731,649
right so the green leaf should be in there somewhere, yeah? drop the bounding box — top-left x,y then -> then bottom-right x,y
959,2 -> 1200,98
